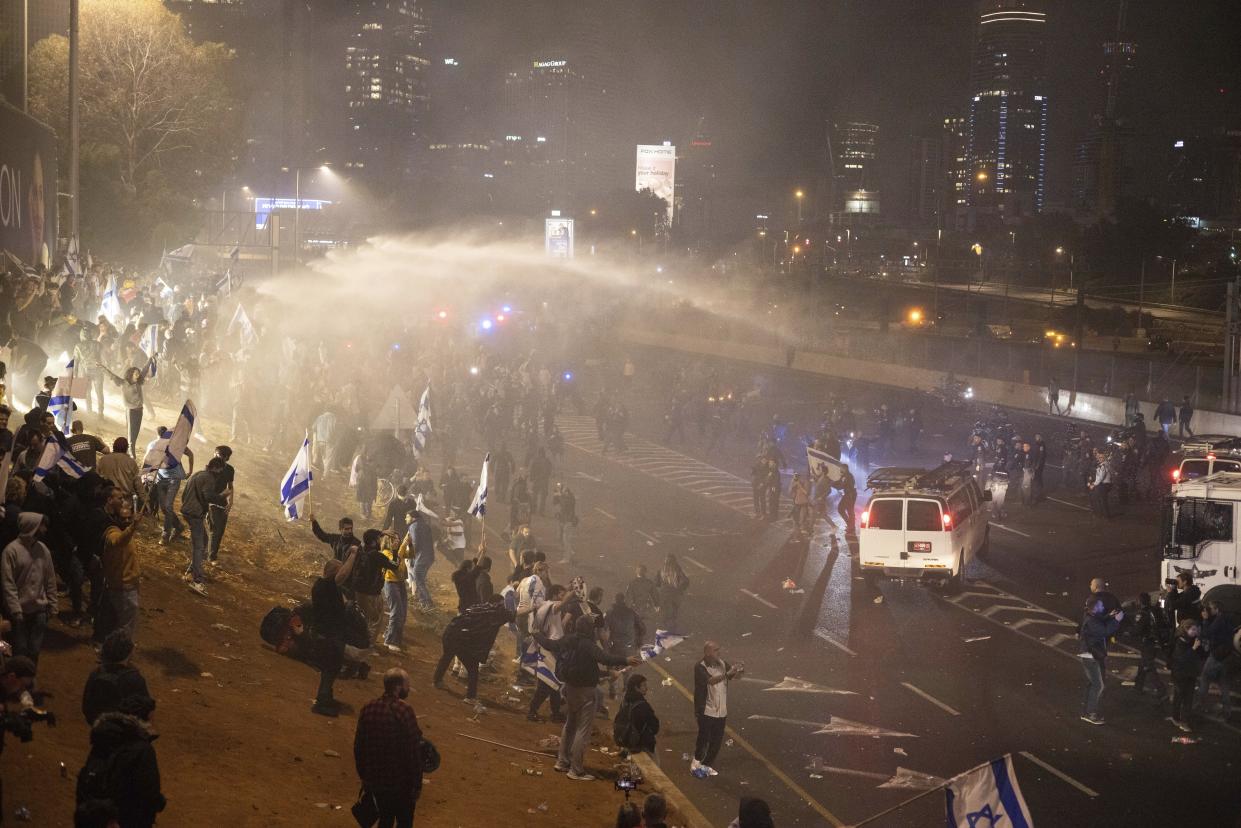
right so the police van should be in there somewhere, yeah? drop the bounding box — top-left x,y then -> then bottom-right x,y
859,461 -> 990,590
1162,471 -> 1241,594
1170,435 -> 1241,483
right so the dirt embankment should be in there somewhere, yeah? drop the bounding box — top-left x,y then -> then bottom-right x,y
4,425 -> 675,826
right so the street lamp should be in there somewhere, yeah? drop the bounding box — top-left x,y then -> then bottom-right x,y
283,164 -> 332,264
1156,255 -> 1178,303
795,189 -> 805,224
972,243 -> 984,286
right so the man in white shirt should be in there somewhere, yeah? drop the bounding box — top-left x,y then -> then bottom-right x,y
515,561 -> 550,682
1087,448 -> 1112,518
691,640 -> 743,778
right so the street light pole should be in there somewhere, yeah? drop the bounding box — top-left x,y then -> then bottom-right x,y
21,0 -> 28,112
293,168 -> 301,265
68,0 -> 80,248
1171,258 -> 1177,303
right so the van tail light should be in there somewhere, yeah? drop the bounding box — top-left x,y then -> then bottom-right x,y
860,509 -> 870,529
1171,469 -> 1181,481
941,513 -> 953,529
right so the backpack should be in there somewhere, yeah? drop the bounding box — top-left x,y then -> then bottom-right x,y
351,549 -> 386,596
260,606 -> 293,648
76,750 -> 116,806
612,698 -> 640,750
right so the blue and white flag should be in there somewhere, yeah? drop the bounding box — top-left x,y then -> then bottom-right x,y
279,434 -> 313,521
140,324 -> 160,378
413,386 -> 432,457
65,237 -> 82,276
141,400 -> 197,474
227,303 -> 257,349
468,452 -> 490,518
520,630 -> 562,692
946,756 -> 1033,828
48,358 -> 76,433
167,243 -> 194,263
100,275 -> 122,325
34,432 -> 89,480
640,629 -> 686,661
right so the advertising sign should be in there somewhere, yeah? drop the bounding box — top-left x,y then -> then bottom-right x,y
253,196 -> 332,230
635,144 -> 676,225
0,103 -> 58,268
545,218 -> 574,259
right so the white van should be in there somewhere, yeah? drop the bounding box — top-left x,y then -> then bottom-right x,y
859,461 -> 991,589
1162,471 -> 1241,593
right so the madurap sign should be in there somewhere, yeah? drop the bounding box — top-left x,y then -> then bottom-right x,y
0,102 -> 58,268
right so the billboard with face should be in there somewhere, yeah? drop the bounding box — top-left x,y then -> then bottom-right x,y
545,218 -> 574,259
0,103 -> 58,268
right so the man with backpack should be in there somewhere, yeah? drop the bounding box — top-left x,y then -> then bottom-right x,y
82,630 -> 151,726
535,614 -> 641,781
76,694 -> 165,828
351,530 -> 399,645
354,668 -> 423,827
432,598 -> 515,702
178,458 -> 228,597
613,673 -> 660,765
1129,592 -> 1168,698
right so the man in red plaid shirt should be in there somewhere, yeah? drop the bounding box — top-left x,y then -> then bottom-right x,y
354,668 -> 423,827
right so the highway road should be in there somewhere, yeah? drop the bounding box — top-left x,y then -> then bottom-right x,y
503,347 -> 1240,827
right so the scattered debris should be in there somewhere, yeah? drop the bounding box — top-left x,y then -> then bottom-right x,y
323,750 -> 340,758
782,578 -> 798,590
523,767 -> 543,776
741,632 -> 752,638
809,773 -> 824,779
894,747 -> 908,756
1172,736 -> 1201,745
873,596 -> 884,604
725,739 -> 734,747
537,735 -> 561,750
211,623 -> 239,633
660,677 -> 674,687
963,636 -> 991,644
199,672 -> 214,679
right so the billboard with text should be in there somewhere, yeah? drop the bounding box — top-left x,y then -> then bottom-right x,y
635,144 -> 676,225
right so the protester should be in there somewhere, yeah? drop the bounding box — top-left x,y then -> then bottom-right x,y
692,640 -> 744,777
178,457 -> 228,596
96,438 -> 139,503
1,512 -> 58,661
605,592 -> 643,698
402,509 -> 436,612
81,630 -> 151,726
729,797 -> 775,828
380,531 -> 412,653
310,513 -> 360,563
626,565 -> 659,643
309,552 -> 363,717
450,558 -> 479,614
354,668 -> 423,827
68,420 -> 109,469
656,554 -> 690,631
535,614 -> 641,781
1195,601 -> 1234,720
353,529 -> 400,645
75,695 -> 166,828
150,426 -> 192,545
1168,618 -> 1203,732
206,445 -> 235,563
433,598 -> 514,702
554,482 -> 578,563
1078,598 -> 1123,725
1129,592 -> 1167,698
613,672 -> 660,765
473,555 -> 494,602
641,793 -> 669,828
102,366 -> 152,456
100,490 -> 143,638
614,802 -> 641,828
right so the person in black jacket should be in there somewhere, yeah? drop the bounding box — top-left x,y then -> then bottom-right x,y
1168,618 -> 1204,731
1078,599 -> 1123,725
474,556 -> 494,602
451,558 -> 479,613
536,615 -> 640,781
75,703 -> 165,828
1163,572 -> 1201,624
82,630 -> 150,725
1195,601 -> 1235,719
615,673 -> 660,764
1130,593 -> 1167,697
432,598 -> 514,702
309,513 -> 360,564
309,552 -> 363,717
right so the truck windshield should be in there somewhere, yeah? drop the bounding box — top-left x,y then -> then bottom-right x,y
1171,498 -> 1233,556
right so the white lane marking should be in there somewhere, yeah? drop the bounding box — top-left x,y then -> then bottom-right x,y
1018,752 -> 1099,798
593,507 -> 617,520
683,556 -> 714,573
900,681 -> 961,716
991,523 -> 1031,538
814,629 -> 858,657
573,471 -> 603,483
635,530 -> 659,545
740,588 -> 778,609
1047,496 -> 1091,512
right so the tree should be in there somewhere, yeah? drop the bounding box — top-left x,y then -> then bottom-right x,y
28,0 -> 238,256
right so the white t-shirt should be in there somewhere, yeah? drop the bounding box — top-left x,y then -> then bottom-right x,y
703,661 -> 727,718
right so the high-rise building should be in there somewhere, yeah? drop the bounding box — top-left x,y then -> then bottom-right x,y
340,0 -> 430,188
678,117 -> 717,244
0,0 -> 69,109
907,135 -> 942,227
942,112 -> 969,228
835,121 -> 880,214
1071,1 -> 1137,220
963,0 -> 1048,225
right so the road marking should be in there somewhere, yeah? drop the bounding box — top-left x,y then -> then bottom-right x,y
900,681 -> 961,716
683,556 -> 714,573
635,530 -> 659,545
1018,752 -> 1099,798
814,629 -> 858,657
573,471 -> 603,483
743,676 -> 857,695
991,523 -> 1031,538
741,588 -> 778,609
593,507 -> 617,520
1047,496 -> 1091,512
646,663 -> 846,826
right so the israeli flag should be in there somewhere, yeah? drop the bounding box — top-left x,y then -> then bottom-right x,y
141,400 -> 197,474
100,275 -> 122,325
521,638 -> 562,692
468,453 -> 490,518
65,237 -> 81,276
227,304 -> 257,348
279,435 -> 313,521
946,756 -> 1033,828
640,629 -> 686,661
413,386 -> 432,457
141,324 -> 160,378
34,432 -> 89,480
48,358 -> 75,433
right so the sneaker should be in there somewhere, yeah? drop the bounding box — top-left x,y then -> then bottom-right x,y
553,763 -> 569,773
186,581 -> 208,597
566,770 -> 595,782
691,766 -> 709,779
386,644 -> 404,654
1080,714 -> 1105,726
526,712 -> 545,723
462,697 -> 479,705
705,766 -> 719,777
310,700 -> 340,717
1120,680 -> 1135,687
690,759 -> 702,773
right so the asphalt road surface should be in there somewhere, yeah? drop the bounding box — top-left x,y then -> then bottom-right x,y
511,346 -> 1240,827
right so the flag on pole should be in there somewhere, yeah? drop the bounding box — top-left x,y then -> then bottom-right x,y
33,432 -> 89,480
140,324 -> 160,378
807,445 -> 848,483
468,452 -> 490,517
413,386 -> 432,457
48,358 -> 76,433
227,304 -> 257,348
141,400 -> 197,474
280,435 -> 313,521
65,237 -> 82,276
640,629 -> 686,660
229,245 -> 240,264
86,250 -> 94,271
945,756 -> 1033,828
100,275 -> 122,325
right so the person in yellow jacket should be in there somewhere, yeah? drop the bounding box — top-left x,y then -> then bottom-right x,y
380,531 -> 412,653
101,488 -> 144,639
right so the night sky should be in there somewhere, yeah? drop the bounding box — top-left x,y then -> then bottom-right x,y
432,0 -> 1241,208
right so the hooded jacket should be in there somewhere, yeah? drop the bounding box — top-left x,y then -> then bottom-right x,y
76,711 -> 166,828
443,601 -> 515,664
1,513 -> 57,617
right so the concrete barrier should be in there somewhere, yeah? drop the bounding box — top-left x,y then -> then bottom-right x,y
619,326 -> 1241,436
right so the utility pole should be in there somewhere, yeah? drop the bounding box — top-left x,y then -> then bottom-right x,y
69,0 -> 81,246
21,0 -> 28,111
1137,259 -> 1145,330
1226,277 -> 1241,413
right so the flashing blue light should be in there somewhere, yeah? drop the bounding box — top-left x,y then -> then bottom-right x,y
501,305 -> 512,313
563,371 -> 573,381
481,319 -> 493,330
392,343 -> 401,350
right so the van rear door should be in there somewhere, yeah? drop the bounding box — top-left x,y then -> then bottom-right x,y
904,498 -> 946,571
861,497 -> 904,569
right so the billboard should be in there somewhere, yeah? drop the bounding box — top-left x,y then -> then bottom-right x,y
635,144 -> 676,225
253,196 -> 332,230
0,103 -> 58,268
545,218 -> 574,259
